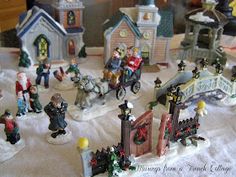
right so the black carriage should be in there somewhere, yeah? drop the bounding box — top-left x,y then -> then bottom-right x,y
110,61 -> 144,100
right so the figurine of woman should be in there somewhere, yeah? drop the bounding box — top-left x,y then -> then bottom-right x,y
29,85 -> 42,113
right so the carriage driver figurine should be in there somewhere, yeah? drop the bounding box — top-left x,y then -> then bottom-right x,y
103,48 -> 122,86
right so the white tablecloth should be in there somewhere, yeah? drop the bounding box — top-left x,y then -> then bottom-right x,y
0,36 -> 236,177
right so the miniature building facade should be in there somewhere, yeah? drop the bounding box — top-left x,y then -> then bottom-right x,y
178,0 -> 228,65
16,0 -> 85,65
103,0 -> 173,65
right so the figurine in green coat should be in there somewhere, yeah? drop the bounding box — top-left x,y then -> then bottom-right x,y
29,86 -> 42,113
66,58 -> 80,78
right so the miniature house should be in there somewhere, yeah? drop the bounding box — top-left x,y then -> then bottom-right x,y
103,0 -> 173,65
16,0 -> 85,65
178,0 -> 228,65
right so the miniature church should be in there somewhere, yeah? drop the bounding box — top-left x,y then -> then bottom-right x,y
16,0 -> 85,65
103,0 -> 173,65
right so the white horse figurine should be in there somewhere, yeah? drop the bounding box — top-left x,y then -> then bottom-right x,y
73,75 -> 109,109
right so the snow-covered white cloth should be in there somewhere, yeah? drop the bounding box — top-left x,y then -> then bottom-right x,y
0,36 -> 236,177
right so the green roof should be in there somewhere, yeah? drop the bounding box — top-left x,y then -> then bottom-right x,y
103,10 -> 142,38
157,10 -> 174,38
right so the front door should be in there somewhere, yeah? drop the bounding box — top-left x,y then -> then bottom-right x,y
141,45 -> 149,65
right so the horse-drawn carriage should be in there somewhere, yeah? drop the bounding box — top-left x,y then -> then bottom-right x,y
72,61 -> 143,109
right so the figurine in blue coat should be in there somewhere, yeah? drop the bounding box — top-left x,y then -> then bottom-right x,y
44,93 -> 68,138
36,60 -> 51,88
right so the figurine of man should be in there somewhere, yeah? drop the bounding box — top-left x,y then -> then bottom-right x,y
77,137 -> 93,177
103,48 -> 122,85
124,47 -> 142,77
36,59 -> 51,88
0,110 -> 21,144
44,93 -> 68,138
15,72 -> 32,112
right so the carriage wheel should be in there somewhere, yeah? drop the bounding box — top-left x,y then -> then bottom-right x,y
116,87 -> 126,100
131,81 -> 141,94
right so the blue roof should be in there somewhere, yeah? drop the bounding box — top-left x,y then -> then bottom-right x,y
66,27 -> 84,33
157,9 -> 174,38
103,10 -> 142,39
17,7 -> 66,38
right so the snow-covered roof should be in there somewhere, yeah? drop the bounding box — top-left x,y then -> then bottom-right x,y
16,6 -> 67,38
189,12 -> 215,23
185,6 -> 228,28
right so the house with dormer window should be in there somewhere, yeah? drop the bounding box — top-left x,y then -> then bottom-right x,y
103,0 -> 173,65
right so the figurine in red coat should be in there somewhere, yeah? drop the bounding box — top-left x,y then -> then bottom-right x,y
0,110 -> 20,144
15,72 -> 32,112
124,48 -> 142,76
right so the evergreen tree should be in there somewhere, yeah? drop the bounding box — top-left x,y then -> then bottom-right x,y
108,147 -> 122,177
78,45 -> 87,58
18,50 -> 31,68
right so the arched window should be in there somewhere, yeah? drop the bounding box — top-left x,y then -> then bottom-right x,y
34,34 -> 50,60
141,45 -> 150,65
68,39 -> 75,56
67,11 -> 76,26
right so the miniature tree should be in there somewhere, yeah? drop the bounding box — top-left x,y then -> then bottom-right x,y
108,147 -> 122,177
78,45 -> 87,58
18,49 -> 31,68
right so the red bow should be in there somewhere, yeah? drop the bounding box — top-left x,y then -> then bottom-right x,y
90,159 -> 97,166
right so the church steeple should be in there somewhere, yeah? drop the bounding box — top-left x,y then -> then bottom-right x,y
139,0 -> 155,6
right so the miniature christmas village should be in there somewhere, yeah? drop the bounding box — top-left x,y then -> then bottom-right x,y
0,0 -> 236,176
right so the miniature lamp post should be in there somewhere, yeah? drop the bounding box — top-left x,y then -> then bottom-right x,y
199,58 -> 208,70
231,73 -> 236,82
154,77 -> 162,88
77,137 -> 93,177
165,85 -> 176,109
173,87 -> 184,105
215,62 -> 224,75
192,67 -> 200,79
178,60 -> 186,72
118,100 -> 135,157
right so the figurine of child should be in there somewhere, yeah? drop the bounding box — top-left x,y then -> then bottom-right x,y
0,110 -> 21,144
29,85 -> 42,113
66,58 -> 81,78
16,91 -> 27,117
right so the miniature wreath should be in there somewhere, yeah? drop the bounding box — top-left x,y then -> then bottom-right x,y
133,127 -> 148,145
